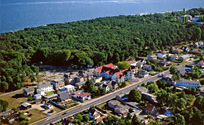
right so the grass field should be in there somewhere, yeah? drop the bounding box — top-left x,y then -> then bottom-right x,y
25,109 -> 46,123
45,91 -> 55,96
0,91 -> 31,109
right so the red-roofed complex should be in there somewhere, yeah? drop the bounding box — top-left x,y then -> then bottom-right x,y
93,63 -> 134,83
174,49 -> 183,54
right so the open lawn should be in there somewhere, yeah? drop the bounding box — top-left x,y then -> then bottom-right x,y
0,91 -> 32,109
25,108 -> 46,123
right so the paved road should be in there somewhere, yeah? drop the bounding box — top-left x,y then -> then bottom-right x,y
36,61 -> 198,125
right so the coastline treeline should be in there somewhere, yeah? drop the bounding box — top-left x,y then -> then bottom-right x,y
0,8 -> 204,91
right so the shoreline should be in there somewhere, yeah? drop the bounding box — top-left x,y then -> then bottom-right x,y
0,8 -> 196,34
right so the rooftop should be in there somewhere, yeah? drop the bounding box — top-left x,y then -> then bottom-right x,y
175,79 -> 200,84
80,93 -> 89,97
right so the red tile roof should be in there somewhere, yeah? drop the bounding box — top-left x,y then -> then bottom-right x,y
143,64 -> 151,68
137,62 -> 142,65
80,93 -> 89,97
128,60 -> 136,64
175,49 -> 182,51
96,66 -> 103,73
96,116 -> 106,123
96,63 -> 115,74
93,113 -> 100,117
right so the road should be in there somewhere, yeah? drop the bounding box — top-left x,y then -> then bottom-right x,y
37,70 -> 174,124
38,61 -> 198,125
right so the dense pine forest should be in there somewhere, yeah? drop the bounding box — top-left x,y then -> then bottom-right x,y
0,8 -> 204,91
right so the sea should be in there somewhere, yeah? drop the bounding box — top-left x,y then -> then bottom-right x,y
1,0 -> 204,33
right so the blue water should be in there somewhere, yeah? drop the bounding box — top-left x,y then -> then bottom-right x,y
1,0 -> 204,33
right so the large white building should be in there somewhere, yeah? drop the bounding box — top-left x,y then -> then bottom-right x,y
37,83 -> 54,95
174,80 -> 200,88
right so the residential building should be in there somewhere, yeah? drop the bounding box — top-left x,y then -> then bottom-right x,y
128,60 -> 137,66
185,65 -> 193,71
157,53 -> 167,59
21,102 -> 32,110
101,84 -> 110,92
198,86 -> 204,96
136,58 -> 146,64
108,100 -> 121,109
75,81 -> 86,89
37,83 -> 54,92
173,79 -> 200,88
191,49 -> 202,54
181,46 -> 190,52
34,94 -> 41,100
77,93 -> 91,101
162,75 -> 173,85
93,63 -> 116,78
95,116 -> 106,123
139,72 -> 149,78
74,77 -> 84,83
174,49 -> 183,54
158,61 -> 171,67
51,78 -> 65,90
147,55 -> 157,61
108,100 -> 129,115
87,108 -> 100,119
179,54 -> 191,60
64,77 -> 75,85
142,92 -> 157,103
23,87 -> 35,97
137,86 -> 148,93
108,81 -> 118,90
180,15 -> 192,21
197,60 -> 204,68
57,92 -> 70,102
136,62 -> 143,68
143,104 -> 157,114
169,54 -> 178,61
37,89 -> 45,95
62,119 -> 74,125
92,77 -> 103,83
143,64 -> 152,71
64,85 -> 76,93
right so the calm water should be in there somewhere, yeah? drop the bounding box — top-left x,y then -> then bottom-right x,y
1,0 -> 204,33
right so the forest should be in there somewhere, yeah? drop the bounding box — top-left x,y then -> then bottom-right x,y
0,8 -> 204,91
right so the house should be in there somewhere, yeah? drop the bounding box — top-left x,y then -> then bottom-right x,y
95,116 -> 106,123
142,92 -> 157,103
173,79 -> 200,88
139,72 -> 149,78
87,108 -> 100,119
143,64 -> 152,71
21,102 -> 32,110
136,58 -> 146,64
34,94 -> 41,100
5,114 -> 18,124
158,61 -> 171,67
181,46 -> 190,52
111,71 -> 125,83
57,92 -> 70,102
74,77 -> 84,83
37,89 -> 45,95
147,55 -> 157,61
128,60 -> 137,66
51,78 -> 65,90
63,85 -> 76,93
92,77 -> 103,83
179,54 -> 191,60
174,49 -> 183,54
93,63 -> 116,78
157,53 -> 167,59
136,62 -> 143,68
198,86 -> 204,96
169,54 -> 178,61
124,68 -> 134,80
193,42 -> 200,48
191,49 -> 202,54
75,81 -> 86,89
180,15 -> 192,21
137,86 -> 148,93
37,83 -> 54,92
108,100 -> 121,109
197,60 -> 204,68
101,84 -> 110,92
23,87 -> 35,97
143,103 -> 157,115
64,77 -> 75,85
108,81 -> 118,90
62,119 -> 74,125
77,93 -> 91,101
70,90 -> 84,99
185,65 -> 193,71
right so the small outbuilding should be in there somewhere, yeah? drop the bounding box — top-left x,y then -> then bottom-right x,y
21,102 -> 32,110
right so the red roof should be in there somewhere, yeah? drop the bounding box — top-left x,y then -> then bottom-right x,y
80,93 -> 89,97
137,62 -> 142,65
145,104 -> 155,112
193,50 -> 202,53
103,63 -> 115,69
143,64 -> 151,68
96,63 -> 115,73
128,60 -> 136,64
175,49 -> 182,51
96,66 -> 103,73
96,116 -> 106,123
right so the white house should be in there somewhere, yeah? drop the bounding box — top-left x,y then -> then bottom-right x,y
128,60 -> 137,66
37,83 -> 54,92
88,108 -> 100,119
174,79 -> 200,88
147,55 -> 157,61
64,85 -> 76,92
77,93 -> 91,100
101,84 -> 110,92
157,53 -> 167,59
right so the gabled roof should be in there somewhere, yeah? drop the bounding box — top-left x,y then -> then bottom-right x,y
95,116 -> 106,123
175,49 -> 182,51
96,63 -> 115,74
144,104 -> 155,112
88,108 -> 97,116
136,62 -> 142,65
143,64 -> 151,68
80,93 -> 89,97
128,60 -> 136,64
